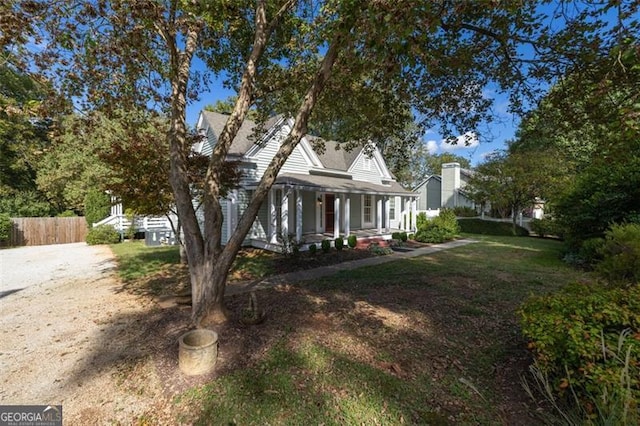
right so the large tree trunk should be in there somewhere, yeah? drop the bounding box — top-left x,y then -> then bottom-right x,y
196,36 -> 345,326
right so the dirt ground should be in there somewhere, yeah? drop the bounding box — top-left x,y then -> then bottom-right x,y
0,243 -> 171,423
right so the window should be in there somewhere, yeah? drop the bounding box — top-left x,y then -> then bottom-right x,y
389,197 -> 395,220
274,189 -> 282,237
363,194 -> 372,224
363,156 -> 372,171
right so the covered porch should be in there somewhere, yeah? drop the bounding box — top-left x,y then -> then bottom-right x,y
245,173 -> 418,251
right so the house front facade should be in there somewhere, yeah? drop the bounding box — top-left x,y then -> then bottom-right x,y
196,111 -> 418,250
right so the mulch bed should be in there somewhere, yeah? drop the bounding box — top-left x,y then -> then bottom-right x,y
271,248 -> 378,274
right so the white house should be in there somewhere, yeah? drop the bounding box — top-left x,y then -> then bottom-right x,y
195,111 -> 418,250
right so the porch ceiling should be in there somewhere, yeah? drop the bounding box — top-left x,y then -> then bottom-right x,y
257,173 -> 417,197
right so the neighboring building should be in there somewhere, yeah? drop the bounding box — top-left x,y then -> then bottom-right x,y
413,162 -> 476,212
414,175 -> 441,211
195,111 -> 418,250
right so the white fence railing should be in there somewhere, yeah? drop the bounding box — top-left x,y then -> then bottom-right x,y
93,214 -> 175,233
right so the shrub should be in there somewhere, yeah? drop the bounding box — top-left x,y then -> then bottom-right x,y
347,234 -> 357,248
124,209 -> 137,240
530,217 -> 562,238
84,189 -> 111,227
321,239 -> 331,253
56,210 -> 77,217
391,231 -> 402,240
408,233 -> 415,240
416,212 -> 428,230
596,223 -> 640,286
399,232 -> 407,242
86,224 -> 120,245
452,206 -> 477,217
519,282 -> 640,413
308,243 -> 317,255
433,209 -> 460,232
335,237 -> 344,251
368,242 -> 393,256
280,233 -> 302,258
0,191 -> 52,217
458,218 -> 529,236
0,213 -> 12,243
523,332 -> 638,425
414,224 -> 454,244
414,209 -> 460,243
574,237 -> 605,268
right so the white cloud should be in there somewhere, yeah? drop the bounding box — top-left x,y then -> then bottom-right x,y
425,140 -> 439,155
440,131 -> 479,152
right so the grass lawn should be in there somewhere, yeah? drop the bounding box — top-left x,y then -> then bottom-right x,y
111,236 -> 592,425
110,240 -> 380,296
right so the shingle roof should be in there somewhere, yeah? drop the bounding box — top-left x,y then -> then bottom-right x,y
305,136 -> 361,171
201,111 -> 364,172
200,111 -> 283,156
412,174 -> 441,191
271,173 -> 416,196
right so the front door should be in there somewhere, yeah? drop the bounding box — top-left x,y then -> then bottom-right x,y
325,194 -> 335,233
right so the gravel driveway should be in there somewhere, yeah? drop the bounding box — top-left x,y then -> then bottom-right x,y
0,243 -> 166,423
0,243 -> 116,296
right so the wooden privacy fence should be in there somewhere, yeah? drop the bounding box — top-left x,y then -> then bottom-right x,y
8,217 -> 88,246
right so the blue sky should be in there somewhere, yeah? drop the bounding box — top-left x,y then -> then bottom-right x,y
185,75 -> 519,167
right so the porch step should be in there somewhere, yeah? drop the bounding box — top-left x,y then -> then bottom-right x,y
356,236 -> 389,249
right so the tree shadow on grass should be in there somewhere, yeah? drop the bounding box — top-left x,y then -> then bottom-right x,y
70,251 -> 544,424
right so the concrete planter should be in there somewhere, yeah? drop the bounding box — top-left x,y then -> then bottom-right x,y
178,329 -> 218,375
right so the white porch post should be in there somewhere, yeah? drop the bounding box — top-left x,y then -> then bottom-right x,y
334,195 -> 340,239
376,196 -> 383,233
269,190 -> 277,243
384,196 -> 390,231
411,197 -> 417,232
404,198 -> 410,231
281,188 -> 289,238
315,192 -> 322,233
296,190 -> 302,242
344,195 -> 350,237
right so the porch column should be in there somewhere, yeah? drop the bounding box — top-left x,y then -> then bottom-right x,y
269,190 -> 277,243
281,188 -> 289,238
296,189 -> 302,242
403,198 -> 410,231
376,196 -> 383,233
384,196 -> 390,232
344,195 -> 350,237
334,195 -> 340,239
410,197 -> 417,232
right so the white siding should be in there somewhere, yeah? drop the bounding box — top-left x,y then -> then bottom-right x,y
250,125 -> 312,179
220,198 -> 228,243
200,128 -> 216,156
302,191 -> 316,233
252,197 -> 268,239
237,190 -> 254,245
351,154 -> 383,184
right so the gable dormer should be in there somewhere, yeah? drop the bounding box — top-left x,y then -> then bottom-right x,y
348,144 -> 393,185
